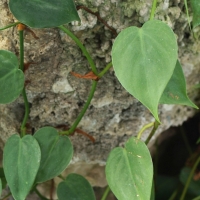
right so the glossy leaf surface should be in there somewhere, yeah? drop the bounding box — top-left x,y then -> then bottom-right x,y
57,173 -> 95,200
0,50 -> 24,104
3,135 -> 41,200
191,0 -> 200,28
34,127 -> 73,183
112,20 -> 178,121
106,137 -> 153,200
159,60 -> 198,108
9,0 -> 80,28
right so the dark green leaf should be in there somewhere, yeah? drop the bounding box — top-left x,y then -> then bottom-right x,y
0,168 -> 7,189
3,134 -> 41,200
106,137 -> 153,200
155,175 -> 179,200
191,0 -> 200,28
9,0 -> 80,28
0,179 -> 2,198
57,173 -> 95,200
0,50 -> 24,104
180,167 -> 200,196
33,127 -> 73,183
159,60 -> 198,108
112,20 -> 178,122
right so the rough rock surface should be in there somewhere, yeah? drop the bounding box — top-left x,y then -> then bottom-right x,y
0,0 -> 200,187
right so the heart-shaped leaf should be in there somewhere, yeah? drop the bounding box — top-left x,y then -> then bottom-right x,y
191,0 -> 200,28
57,173 -> 96,200
106,137 -> 153,200
0,50 -> 24,104
159,60 -> 198,108
33,127 -> 73,183
3,134 -> 41,200
112,20 -> 178,122
9,0 -> 80,28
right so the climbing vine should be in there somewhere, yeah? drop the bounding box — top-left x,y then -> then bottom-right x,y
0,0 -> 200,199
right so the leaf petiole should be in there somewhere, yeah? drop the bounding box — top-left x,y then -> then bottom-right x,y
58,25 -> 98,75
0,21 -> 20,31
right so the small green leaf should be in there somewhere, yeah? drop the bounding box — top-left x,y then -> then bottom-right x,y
106,137 -> 153,200
9,0 -> 80,28
159,60 -> 198,109
112,20 -> 178,122
180,167 -> 200,196
191,0 -> 200,28
33,127 -> 73,183
3,134 -> 41,200
0,50 -> 24,104
57,173 -> 96,200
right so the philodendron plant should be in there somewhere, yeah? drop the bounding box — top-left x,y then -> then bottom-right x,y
0,0 -> 199,199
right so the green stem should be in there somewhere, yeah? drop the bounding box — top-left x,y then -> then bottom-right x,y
98,62 -> 112,78
58,174 -> 65,181
149,0 -> 158,20
19,29 -> 29,136
137,122 -> 154,140
34,188 -> 49,200
19,30 -> 24,71
180,156 -> 200,200
192,196 -> 200,200
180,126 -> 193,156
1,192 -> 11,200
145,120 -> 160,145
20,88 -> 30,136
60,80 -> 97,135
58,25 -> 98,75
101,186 -> 110,200
168,189 -> 178,200
0,22 -> 20,31
184,0 -> 192,32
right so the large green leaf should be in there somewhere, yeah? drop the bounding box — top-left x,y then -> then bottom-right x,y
112,20 -> 178,122
33,127 -> 73,183
105,137 -> 153,200
9,0 -> 80,28
57,173 -> 96,200
3,134 -> 41,200
159,60 -> 198,108
191,0 -> 200,28
0,50 -> 24,104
